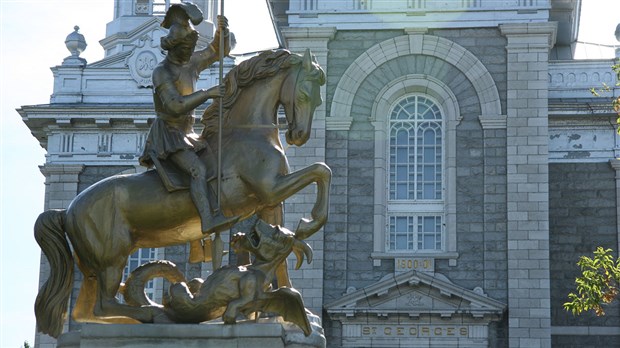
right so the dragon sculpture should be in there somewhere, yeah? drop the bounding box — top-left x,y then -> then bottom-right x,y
121,220 -> 314,336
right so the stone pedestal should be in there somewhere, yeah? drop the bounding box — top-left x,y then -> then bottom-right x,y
57,316 -> 326,348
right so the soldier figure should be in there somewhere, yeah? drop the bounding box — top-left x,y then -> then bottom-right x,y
140,2 -> 238,234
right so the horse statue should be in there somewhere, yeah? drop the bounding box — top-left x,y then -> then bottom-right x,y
121,220 -> 314,336
34,49 -> 331,338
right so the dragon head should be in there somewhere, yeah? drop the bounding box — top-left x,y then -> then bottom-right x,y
231,219 -> 312,269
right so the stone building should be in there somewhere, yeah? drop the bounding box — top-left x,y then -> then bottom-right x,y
20,0 -> 620,347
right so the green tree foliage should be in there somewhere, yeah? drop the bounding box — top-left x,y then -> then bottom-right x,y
566,63 -> 620,317
21,341 -> 31,348
564,247 -> 620,316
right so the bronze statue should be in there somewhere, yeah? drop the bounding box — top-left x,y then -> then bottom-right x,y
139,2 -> 238,234
121,220 -> 314,336
34,48 -> 330,338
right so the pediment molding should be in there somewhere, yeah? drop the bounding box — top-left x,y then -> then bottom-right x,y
325,271 -> 506,321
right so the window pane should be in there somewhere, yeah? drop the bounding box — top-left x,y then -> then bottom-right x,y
417,216 -> 442,250
397,165 -> 407,181
389,216 -> 414,251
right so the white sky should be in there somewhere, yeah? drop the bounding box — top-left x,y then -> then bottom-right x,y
0,1 -> 619,347
0,1 -> 277,347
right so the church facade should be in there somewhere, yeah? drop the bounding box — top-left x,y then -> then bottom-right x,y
20,0 -> 620,347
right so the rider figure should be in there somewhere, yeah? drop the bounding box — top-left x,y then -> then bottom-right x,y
139,3 -> 238,234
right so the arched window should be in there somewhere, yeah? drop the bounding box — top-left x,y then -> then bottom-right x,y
370,75 -> 460,265
388,95 -> 444,251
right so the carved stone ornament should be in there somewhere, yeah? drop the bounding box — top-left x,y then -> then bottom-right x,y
126,34 -> 165,87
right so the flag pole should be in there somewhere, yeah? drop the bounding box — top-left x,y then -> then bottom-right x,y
212,0 -> 225,271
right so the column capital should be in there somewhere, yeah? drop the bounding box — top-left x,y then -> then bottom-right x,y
281,27 -> 336,52
479,115 -> 507,129
500,22 -> 558,50
610,158 -> 620,171
39,163 -> 85,178
281,26 -> 337,40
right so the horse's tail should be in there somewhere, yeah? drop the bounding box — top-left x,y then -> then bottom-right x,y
34,209 -> 73,338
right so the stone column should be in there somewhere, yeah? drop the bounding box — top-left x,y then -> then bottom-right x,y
478,118 -> 508,301
610,159 -> 620,253
500,23 -> 556,348
280,27 -> 336,315
35,164 -> 84,348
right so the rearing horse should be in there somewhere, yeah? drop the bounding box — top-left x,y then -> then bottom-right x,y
34,49 -> 330,338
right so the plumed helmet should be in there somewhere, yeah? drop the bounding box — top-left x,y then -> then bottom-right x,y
160,1 -> 202,50
162,1 -> 203,28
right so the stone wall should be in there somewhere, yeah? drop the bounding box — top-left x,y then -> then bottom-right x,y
324,28 -> 510,346
549,162 -> 620,345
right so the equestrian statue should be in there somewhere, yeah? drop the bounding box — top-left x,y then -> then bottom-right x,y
33,2 -> 330,339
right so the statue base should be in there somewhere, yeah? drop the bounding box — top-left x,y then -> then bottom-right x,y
57,315 -> 326,348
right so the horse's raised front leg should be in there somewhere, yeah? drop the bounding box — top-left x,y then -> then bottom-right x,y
261,162 -> 331,240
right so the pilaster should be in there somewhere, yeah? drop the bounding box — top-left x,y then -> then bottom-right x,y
279,27 -> 336,317
500,22 -> 556,348
479,120 -> 508,301
35,164 -> 84,348
39,164 -> 85,210
610,159 -> 620,253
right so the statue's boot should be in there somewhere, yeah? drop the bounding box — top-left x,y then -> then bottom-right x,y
188,176 -> 239,264
201,182 -> 240,234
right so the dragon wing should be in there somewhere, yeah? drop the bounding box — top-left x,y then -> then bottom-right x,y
258,287 -> 312,336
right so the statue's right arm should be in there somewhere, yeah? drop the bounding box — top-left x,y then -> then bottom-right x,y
153,69 -> 213,116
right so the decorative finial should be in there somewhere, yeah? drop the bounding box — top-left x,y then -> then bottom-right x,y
65,25 -> 87,58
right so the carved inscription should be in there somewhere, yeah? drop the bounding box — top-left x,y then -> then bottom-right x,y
395,257 -> 435,272
361,325 -> 469,337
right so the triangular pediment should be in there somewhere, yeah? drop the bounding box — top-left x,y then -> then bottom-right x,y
99,17 -> 164,53
91,18 -> 166,69
325,271 -> 506,320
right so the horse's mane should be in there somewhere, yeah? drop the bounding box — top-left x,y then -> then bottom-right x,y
201,49 -> 299,138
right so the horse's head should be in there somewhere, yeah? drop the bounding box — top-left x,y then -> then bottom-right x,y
281,49 -> 326,146
231,219 -> 312,269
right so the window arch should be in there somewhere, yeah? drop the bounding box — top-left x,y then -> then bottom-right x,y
371,75 -> 460,265
389,95 -> 443,202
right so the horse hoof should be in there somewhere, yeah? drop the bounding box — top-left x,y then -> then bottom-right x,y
295,218 -> 318,240
223,317 -> 237,325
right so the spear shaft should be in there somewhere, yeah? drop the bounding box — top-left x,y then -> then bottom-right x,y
217,0 -> 225,207
212,0 -> 225,271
